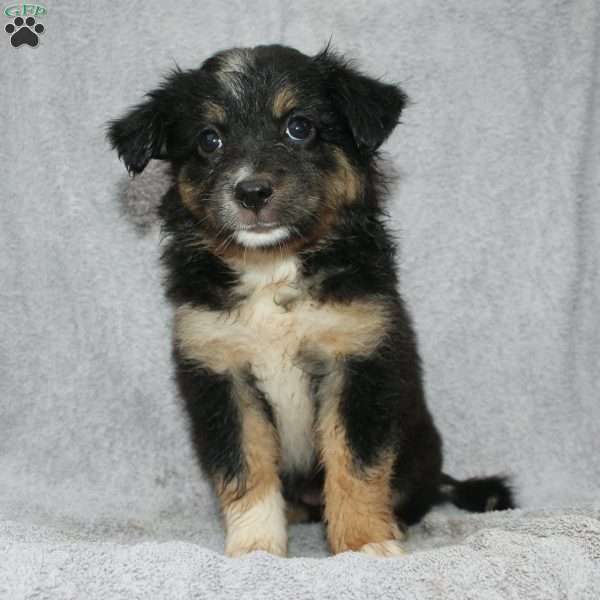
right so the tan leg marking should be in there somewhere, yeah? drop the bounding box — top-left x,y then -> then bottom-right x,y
217,383 -> 287,557
319,392 -> 403,556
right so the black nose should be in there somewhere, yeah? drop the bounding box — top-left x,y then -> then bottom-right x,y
234,178 -> 273,212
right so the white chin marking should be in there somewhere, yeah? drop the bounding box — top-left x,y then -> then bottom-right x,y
235,227 -> 290,248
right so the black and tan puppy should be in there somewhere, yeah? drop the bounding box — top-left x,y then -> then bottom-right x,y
108,45 -> 513,558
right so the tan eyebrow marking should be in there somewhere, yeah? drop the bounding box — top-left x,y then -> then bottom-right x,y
272,86 -> 298,119
204,101 -> 226,124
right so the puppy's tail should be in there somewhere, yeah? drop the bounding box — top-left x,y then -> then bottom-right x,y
439,473 -> 515,512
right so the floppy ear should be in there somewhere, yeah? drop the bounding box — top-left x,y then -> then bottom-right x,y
316,50 -> 408,154
107,92 -> 168,175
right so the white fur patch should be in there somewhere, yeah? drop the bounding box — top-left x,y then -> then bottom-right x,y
236,256 -> 299,290
359,540 -> 406,558
224,488 -> 287,557
233,165 -> 253,186
216,49 -> 253,99
219,48 -> 252,74
235,227 -> 291,248
235,258 -> 314,473
257,341 -> 314,473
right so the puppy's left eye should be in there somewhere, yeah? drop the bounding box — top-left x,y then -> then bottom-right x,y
285,116 -> 314,142
198,128 -> 223,153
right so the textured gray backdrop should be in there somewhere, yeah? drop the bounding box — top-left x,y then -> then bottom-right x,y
1,1 -> 599,598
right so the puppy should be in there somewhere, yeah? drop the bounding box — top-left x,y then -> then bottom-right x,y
108,45 -> 514,558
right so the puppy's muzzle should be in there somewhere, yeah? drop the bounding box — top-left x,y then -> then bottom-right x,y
234,178 -> 273,213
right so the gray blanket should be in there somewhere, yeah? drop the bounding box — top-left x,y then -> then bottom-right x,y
1,0 -> 599,598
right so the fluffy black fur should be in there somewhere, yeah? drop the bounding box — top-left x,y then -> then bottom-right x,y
108,45 -> 514,553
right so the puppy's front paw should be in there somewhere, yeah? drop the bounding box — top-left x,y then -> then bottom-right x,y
226,536 -> 287,558
224,489 -> 288,558
359,540 -> 406,558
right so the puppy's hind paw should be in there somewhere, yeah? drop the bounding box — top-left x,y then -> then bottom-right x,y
359,540 -> 406,558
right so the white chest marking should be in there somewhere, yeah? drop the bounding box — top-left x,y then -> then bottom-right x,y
233,259 -> 314,472
175,257 -> 390,474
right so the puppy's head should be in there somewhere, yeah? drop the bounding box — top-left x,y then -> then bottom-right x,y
108,45 -> 406,253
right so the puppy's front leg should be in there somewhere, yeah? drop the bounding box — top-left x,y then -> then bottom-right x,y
178,363 -> 287,557
318,364 -> 405,557
219,399 -> 287,558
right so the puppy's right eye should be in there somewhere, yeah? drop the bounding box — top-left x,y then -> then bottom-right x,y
198,128 -> 223,154
285,116 -> 314,142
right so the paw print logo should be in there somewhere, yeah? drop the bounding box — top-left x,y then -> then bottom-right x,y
5,16 -> 44,48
